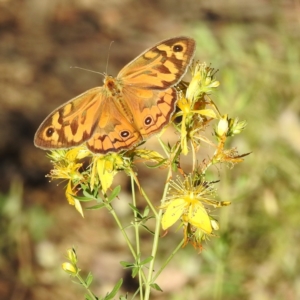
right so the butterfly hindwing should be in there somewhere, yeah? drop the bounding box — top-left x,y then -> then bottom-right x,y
86,97 -> 142,153
122,86 -> 177,138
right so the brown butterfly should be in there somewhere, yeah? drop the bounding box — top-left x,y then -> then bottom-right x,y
34,36 -> 196,154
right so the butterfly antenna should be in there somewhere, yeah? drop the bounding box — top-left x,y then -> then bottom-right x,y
105,40 -> 114,75
70,66 -> 105,77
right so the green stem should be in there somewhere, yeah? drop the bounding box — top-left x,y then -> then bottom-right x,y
131,175 -> 144,300
108,205 -> 137,260
158,136 -> 169,157
153,239 -> 184,282
140,187 -> 158,218
144,167 -> 172,300
108,195 -> 148,288
76,272 -> 97,300
191,141 -> 196,172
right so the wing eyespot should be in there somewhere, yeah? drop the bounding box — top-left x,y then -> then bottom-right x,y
120,130 -> 130,138
144,116 -> 153,126
173,44 -> 184,52
45,127 -> 55,137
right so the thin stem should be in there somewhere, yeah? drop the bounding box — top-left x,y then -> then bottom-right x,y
153,239 -> 184,282
158,136 -> 169,157
76,272 -> 97,300
131,175 -> 144,300
108,196 -> 148,286
108,205 -> 137,259
144,167 -> 172,300
140,187 -> 158,218
191,141 -> 196,172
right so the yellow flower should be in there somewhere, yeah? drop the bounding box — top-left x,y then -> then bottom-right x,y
216,115 -> 229,137
133,149 -> 167,167
215,115 -> 247,140
66,247 -> 78,265
62,248 -> 79,275
66,180 -> 84,217
47,148 -> 86,182
161,173 -> 230,248
182,199 -> 212,234
47,148 -> 89,217
162,174 -> 218,227
90,153 -> 130,193
161,198 -> 186,230
211,115 -> 250,167
174,63 -> 219,155
161,196 -> 212,234
89,150 -> 166,194
186,62 -> 220,102
62,262 -> 78,275
46,147 -> 141,215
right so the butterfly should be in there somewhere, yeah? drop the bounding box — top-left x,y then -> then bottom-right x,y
34,36 -> 196,154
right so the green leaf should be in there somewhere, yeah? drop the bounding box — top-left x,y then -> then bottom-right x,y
85,204 -> 106,210
84,294 -> 92,300
104,278 -> 123,300
84,294 -> 98,300
120,261 -> 134,268
128,203 -> 142,217
131,266 -> 139,278
107,185 -> 121,202
85,272 -> 93,287
150,283 -> 163,292
143,206 -> 150,217
140,256 -> 153,265
73,195 -> 96,202
82,189 -> 97,199
140,224 -> 155,235
145,158 -> 167,169
159,140 -> 170,152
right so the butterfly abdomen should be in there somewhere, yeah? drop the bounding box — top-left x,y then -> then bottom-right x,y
104,75 -> 135,124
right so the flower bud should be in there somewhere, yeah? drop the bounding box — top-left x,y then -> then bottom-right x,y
62,262 -> 78,275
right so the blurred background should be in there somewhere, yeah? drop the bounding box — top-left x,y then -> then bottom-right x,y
1,0 -> 300,299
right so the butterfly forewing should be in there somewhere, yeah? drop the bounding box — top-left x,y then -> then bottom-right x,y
34,87 -> 104,149
118,36 -> 196,89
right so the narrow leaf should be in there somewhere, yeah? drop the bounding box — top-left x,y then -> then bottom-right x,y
73,195 -> 96,202
85,272 -> 93,287
120,261 -> 134,268
108,185 -> 121,202
150,283 -> 163,292
104,278 -> 123,300
140,224 -> 155,235
85,204 -> 106,210
82,189 -> 95,198
140,256 -> 153,265
84,294 -> 93,300
128,203 -> 142,216
143,206 -> 150,217
145,159 -> 168,168
131,266 -> 139,278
